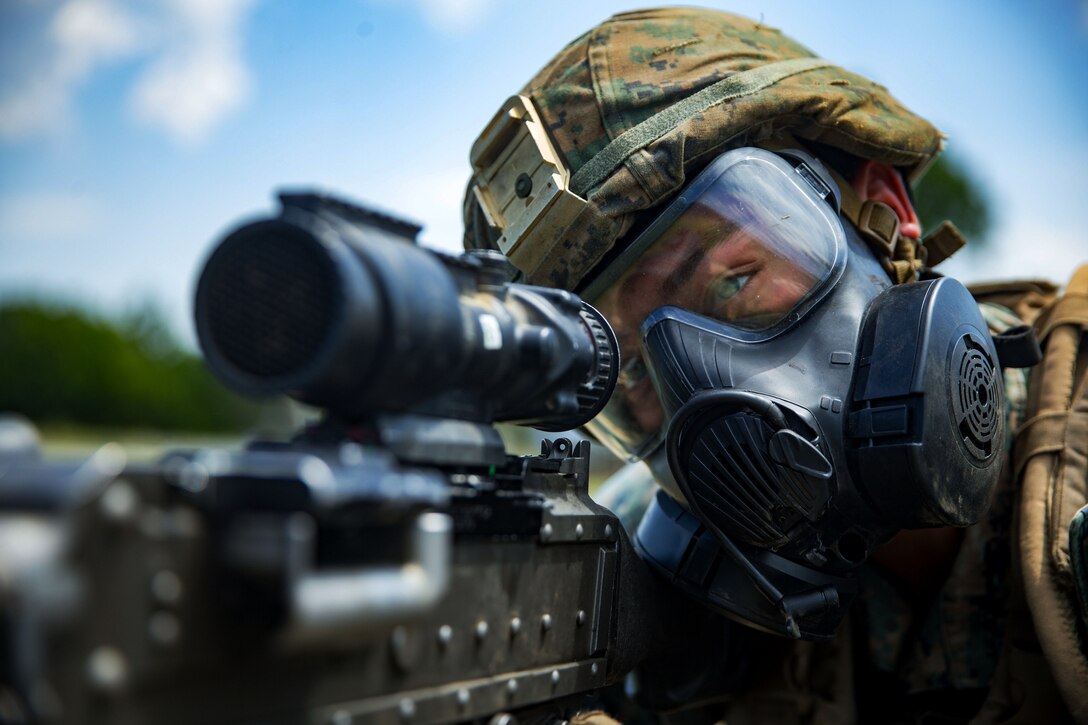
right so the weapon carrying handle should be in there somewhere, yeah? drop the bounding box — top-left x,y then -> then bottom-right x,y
284,512 -> 453,646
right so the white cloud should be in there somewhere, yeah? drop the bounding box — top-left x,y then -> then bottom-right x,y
0,192 -> 104,241
369,0 -> 494,34
52,0 -> 139,73
417,0 -> 494,32
0,0 -> 139,138
0,80 -> 69,139
940,217 -> 1087,287
128,0 -> 254,145
353,166 -> 469,253
0,0 -> 256,145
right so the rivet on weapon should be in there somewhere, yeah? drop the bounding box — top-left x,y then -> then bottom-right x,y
605,524 -> 614,539
541,613 -> 552,631
456,689 -> 471,707
576,610 -> 586,626
514,173 -> 533,198
100,480 -> 138,522
390,626 -> 415,672
575,523 -> 584,540
87,647 -> 128,692
330,710 -> 353,725
178,462 -> 209,493
591,663 -> 599,676
509,616 -> 522,635
551,669 -> 560,685
28,680 -> 62,721
540,523 -> 553,541
399,698 -> 416,719
506,678 -> 518,695
151,570 -> 182,604
339,442 -> 365,465
475,620 -> 489,640
148,611 -> 180,645
437,624 -> 453,647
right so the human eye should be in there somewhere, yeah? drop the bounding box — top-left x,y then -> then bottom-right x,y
703,273 -> 750,317
617,354 -> 649,389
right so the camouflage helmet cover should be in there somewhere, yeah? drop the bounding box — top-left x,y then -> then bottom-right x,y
463,7 -> 944,291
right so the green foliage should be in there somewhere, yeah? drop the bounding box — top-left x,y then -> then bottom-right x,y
913,153 -> 993,247
0,300 -> 259,432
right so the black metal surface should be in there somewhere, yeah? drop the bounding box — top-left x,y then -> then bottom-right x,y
0,436 -> 653,725
201,227 -> 337,379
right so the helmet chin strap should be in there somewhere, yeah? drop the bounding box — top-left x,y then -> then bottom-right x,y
831,167 -> 968,281
825,164 -> 916,284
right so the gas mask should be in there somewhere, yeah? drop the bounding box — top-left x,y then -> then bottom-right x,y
578,147 -> 1005,639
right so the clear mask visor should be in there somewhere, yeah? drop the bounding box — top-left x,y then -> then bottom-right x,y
580,148 -> 846,461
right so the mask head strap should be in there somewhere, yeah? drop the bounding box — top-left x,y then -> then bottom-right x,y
763,131 -> 967,283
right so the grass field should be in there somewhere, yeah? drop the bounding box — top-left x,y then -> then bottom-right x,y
32,423 -> 625,489
36,424 -> 246,463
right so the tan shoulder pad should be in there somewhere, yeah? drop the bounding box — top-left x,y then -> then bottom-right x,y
570,710 -> 623,725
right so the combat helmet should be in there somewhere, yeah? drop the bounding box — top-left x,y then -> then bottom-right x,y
463,7 -> 956,291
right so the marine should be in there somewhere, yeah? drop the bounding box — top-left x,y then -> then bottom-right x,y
461,8 -> 1088,723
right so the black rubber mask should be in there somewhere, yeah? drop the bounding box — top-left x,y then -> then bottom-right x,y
580,147 -> 1005,639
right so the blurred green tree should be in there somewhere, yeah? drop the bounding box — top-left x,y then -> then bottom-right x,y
0,300 -> 259,432
913,152 -> 993,248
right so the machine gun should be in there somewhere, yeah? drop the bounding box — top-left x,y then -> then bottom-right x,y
0,193 -> 660,724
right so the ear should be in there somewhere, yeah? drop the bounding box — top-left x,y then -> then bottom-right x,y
851,160 -> 921,240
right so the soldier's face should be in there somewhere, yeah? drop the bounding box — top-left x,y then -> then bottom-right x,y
595,203 -> 819,431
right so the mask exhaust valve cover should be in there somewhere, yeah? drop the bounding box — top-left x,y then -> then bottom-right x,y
846,277 -> 1005,529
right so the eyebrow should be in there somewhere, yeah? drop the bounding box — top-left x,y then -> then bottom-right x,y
661,245 -> 703,300
615,241 -> 702,316
613,204 -> 746,316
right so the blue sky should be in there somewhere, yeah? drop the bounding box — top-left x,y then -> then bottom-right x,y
1,1 -> 1086,346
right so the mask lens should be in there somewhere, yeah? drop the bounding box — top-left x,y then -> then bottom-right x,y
584,355 -> 665,461
582,148 -> 846,461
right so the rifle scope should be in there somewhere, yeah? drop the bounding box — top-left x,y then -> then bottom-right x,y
194,192 -> 618,430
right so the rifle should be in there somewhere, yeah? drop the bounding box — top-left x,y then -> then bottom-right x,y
0,192 -> 661,725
